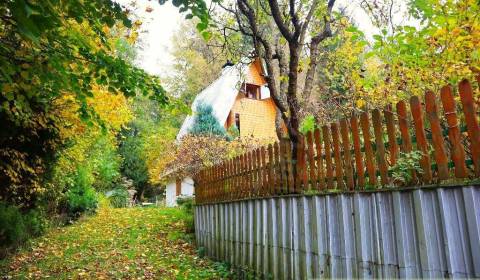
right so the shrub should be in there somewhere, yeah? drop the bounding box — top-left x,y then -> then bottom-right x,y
389,151 -> 424,184
176,196 -> 195,233
65,166 -> 98,219
0,202 -> 47,250
108,188 -> 129,208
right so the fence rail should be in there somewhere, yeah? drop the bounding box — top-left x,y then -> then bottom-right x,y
195,78 -> 480,204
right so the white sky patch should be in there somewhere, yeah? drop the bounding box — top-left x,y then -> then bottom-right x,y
116,0 -> 186,76
118,0 -> 413,76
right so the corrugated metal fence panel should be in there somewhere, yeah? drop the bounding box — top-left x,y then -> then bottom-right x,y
194,186 -> 480,279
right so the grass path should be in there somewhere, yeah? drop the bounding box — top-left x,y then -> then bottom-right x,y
1,205 -> 228,279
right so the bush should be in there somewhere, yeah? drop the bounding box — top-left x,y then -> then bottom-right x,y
65,166 -> 98,219
176,196 -> 195,233
108,188 -> 129,208
0,202 -> 47,250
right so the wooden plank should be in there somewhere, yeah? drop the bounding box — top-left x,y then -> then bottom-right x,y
384,105 -> 399,166
396,100 -> 417,183
306,131 -> 316,190
256,148 -> 262,196
248,150 -> 255,198
279,140 -> 288,193
360,112 -> 377,186
322,125 -> 335,189
237,153 -> 244,198
410,95 -> 433,183
340,119 -> 355,190
313,128 -> 325,190
372,109 -> 389,186
351,115 -> 365,189
233,157 -> 238,199
261,146 -> 268,195
440,85 -> 468,178
286,140 -> 295,193
425,90 -> 449,180
268,144 -> 275,195
331,122 -> 345,189
225,159 -> 230,200
273,142 -> 281,193
459,79 -> 480,176
295,137 -> 307,191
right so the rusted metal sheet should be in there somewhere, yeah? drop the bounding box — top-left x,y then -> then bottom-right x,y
195,186 -> 480,279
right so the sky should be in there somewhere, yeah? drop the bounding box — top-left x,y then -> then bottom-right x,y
115,0 -> 408,76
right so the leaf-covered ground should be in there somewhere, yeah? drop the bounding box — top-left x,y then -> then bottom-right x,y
0,206 -> 229,279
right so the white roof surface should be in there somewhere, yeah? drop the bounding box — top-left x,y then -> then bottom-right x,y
176,63 -> 248,140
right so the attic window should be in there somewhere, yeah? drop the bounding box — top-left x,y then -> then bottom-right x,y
244,83 -> 260,100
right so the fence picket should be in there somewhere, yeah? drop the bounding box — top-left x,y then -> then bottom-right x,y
306,131 -> 316,190
459,79 -> 480,176
331,122 -> 345,189
273,142 -> 281,193
286,140 -> 295,193
372,109 -> 389,185
299,137 -> 308,191
314,128 -> 325,190
322,125 -> 335,189
340,119 -> 355,190
279,140 -> 287,193
351,115 -> 364,188
425,90 -> 449,180
384,105 -> 399,166
440,85 -> 468,178
268,144 -> 275,195
360,112 -> 377,186
410,96 -> 433,183
261,147 -> 268,195
396,100 -> 417,182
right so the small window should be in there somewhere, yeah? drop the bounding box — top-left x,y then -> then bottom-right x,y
235,113 -> 240,133
245,83 -> 260,99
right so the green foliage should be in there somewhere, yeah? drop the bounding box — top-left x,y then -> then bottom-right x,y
227,125 -> 240,139
389,151 -> 424,184
299,115 -> 317,134
176,196 -> 195,233
108,188 -> 129,208
119,124 -> 150,200
65,167 -> 98,219
189,103 -> 227,137
0,202 -> 47,250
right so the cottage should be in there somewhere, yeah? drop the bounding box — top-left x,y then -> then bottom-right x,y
165,58 -> 282,206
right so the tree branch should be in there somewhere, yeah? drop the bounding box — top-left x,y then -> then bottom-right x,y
267,0 -> 293,41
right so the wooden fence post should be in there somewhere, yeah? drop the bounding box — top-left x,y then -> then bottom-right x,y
410,96 -> 433,183
440,85 -> 468,178
331,122 -> 345,189
340,119 -> 355,190
351,114 -> 364,189
372,109 -> 389,186
459,79 -> 480,176
425,90 -> 449,180
360,112 -> 377,187
314,128 -> 325,190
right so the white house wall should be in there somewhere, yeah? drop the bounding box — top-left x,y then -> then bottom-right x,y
166,177 -> 194,207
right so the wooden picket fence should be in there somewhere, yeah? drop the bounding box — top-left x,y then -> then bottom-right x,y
195,78 -> 480,204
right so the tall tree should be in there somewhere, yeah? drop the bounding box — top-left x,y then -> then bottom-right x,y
216,0 -> 337,150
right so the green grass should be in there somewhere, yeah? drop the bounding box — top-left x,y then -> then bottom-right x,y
0,204 -> 230,279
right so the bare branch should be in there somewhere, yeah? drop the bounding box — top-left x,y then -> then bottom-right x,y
267,0 -> 294,41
